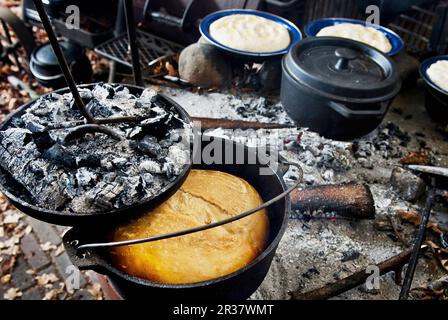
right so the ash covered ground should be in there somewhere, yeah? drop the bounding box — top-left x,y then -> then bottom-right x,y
159,84 -> 448,300
0,84 -> 191,213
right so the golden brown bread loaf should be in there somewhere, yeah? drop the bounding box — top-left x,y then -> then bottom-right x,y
109,170 -> 269,284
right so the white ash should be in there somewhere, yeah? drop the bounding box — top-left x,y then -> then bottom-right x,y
160,87 -> 293,124
0,83 -> 191,214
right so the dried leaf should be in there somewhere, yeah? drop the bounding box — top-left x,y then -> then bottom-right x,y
426,240 -> 448,272
3,287 -> 22,300
412,276 -> 448,300
87,283 -> 103,300
3,210 -> 22,224
35,273 -> 59,286
165,62 -> 178,77
40,242 -> 57,252
43,289 -> 59,300
399,151 -> 430,165
1,274 -> 11,284
398,209 -> 443,235
0,256 -> 16,274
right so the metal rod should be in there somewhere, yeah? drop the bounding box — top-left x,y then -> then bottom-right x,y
399,186 -> 435,300
123,0 -> 143,86
31,0 -> 96,124
76,161 -> 303,252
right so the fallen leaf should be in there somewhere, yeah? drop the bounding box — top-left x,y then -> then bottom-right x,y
40,242 -> 57,252
399,151 -> 430,165
412,276 -> 448,300
398,209 -> 443,235
3,210 -> 22,224
3,288 -> 22,300
43,289 -> 59,300
1,274 -> 11,284
35,273 -> 59,286
0,256 -> 16,274
426,240 -> 448,272
87,283 -> 103,300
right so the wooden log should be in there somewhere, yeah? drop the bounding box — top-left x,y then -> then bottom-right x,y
290,183 -> 376,220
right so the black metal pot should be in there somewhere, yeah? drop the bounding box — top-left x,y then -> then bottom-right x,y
280,37 -> 401,140
63,137 -> 290,300
30,40 -> 92,88
0,83 -> 193,227
420,55 -> 448,125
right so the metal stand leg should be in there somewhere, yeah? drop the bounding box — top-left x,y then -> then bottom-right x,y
123,0 -> 143,87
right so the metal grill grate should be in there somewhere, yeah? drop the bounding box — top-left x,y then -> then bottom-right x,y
94,29 -> 184,68
388,4 -> 439,54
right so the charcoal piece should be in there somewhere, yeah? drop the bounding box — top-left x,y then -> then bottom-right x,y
117,176 -> 143,206
76,154 -> 101,168
86,99 -> 113,118
162,160 -> 175,180
135,136 -> 161,157
22,116 -> 45,133
43,144 -> 77,169
75,168 -> 97,187
85,181 -> 125,210
92,83 -> 116,101
139,159 -> 162,174
139,88 -> 158,105
32,131 -> 56,151
127,126 -> 142,139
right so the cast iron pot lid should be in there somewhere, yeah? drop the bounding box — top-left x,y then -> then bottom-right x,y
31,40 -> 84,77
283,37 -> 401,102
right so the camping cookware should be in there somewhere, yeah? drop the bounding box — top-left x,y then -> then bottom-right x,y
419,55 -> 448,125
63,136 -> 375,300
281,37 -> 401,140
30,40 -> 92,88
0,84 -> 193,226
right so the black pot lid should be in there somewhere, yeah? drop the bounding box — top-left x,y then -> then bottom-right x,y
283,37 -> 401,101
32,40 -> 83,67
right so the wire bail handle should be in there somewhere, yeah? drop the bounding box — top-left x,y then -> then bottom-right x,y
75,160 -> 303,253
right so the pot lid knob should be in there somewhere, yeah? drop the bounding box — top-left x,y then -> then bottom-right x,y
334,48 -> 358,71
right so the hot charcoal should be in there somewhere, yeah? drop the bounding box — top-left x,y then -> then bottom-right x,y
0,84 -> 192,214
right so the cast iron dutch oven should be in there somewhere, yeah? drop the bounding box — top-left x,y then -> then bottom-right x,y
0,83 -> 192,226
63,136 -> 290,300
30,40 -> 92,88
281,37 -> 401,140
420,55 -> 448,125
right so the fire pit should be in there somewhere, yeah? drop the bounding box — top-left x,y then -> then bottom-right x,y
0,83 -> 192,225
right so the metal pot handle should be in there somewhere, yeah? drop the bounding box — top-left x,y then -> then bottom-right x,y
63,229 -> 108,272
328,101 -> 389,119
75,161 -> 302,253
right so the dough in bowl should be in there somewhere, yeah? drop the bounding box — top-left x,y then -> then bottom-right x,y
317,23 -> 392,53
427,60 -> 448,93
209,14 -> 291,53
110,169 -> 269,284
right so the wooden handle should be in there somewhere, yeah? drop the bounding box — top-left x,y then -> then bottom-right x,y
290,183 -> 375,220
